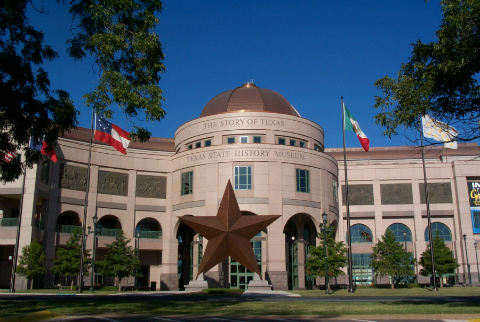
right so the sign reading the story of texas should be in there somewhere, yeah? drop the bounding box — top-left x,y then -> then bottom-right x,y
179,180 -> 280,279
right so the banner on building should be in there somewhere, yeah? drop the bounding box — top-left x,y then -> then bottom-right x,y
468,181 -> 480,234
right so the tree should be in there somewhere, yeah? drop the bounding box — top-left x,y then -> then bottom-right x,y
52,229 -> 90,290
371,230 -> 414,288
374,0 -> 480,142
0,0 -> 78,182
419,235 -> 458,287
1,0 -> 166,182
306,224 -> 347,291
16,240 -> 46,289
96,231 -> 139,291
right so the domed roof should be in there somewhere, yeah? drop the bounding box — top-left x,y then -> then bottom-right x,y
200,82 -> 300,117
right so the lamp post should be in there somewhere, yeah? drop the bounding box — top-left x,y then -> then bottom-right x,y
403,231 -> 407,250
135,231 -> 141,290
474,241 -> 479,285
320,212 -> 329,295
89,215 -> 98,293
463,234 -> 472,286
290,236 -> 295,290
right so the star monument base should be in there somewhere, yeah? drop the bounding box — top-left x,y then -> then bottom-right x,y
245,273 -> 273,291
184,273 -> 209,292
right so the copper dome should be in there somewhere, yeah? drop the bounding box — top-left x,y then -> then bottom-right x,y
200,82 -> 300,117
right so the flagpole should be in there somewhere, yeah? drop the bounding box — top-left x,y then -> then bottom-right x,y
79,109 -> 95,293
9,162 -> 27,293
421,119 -> 437,291
341,97 -> 354,293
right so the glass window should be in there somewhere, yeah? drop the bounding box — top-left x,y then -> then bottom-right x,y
296,169 -> 310,193
234,166 -> 252,190
187,144 -> 192,150
387,223 -> 412,242
240,136 -> 249,143
424,222 -> 452,241
299,141 -> 306,148
205,140 -> 211,147
181,171 -> 193,195
349,224 -> 373,243
253,136 -> 262,144
227,137 -> 235,144
278,137 -> 286,145
352,253 -> 373,285
289,139 -> 296,146
333,178 -> 338,202
195,142 -> 201,148
314,144 -> 321,151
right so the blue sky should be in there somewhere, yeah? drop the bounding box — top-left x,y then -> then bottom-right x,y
28,0 -> 444,149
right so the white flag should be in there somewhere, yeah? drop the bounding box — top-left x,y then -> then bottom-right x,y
422,115 -> 458,149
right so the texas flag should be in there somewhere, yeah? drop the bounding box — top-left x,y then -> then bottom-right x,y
343,103 -> 370,152
94,114 -> 130,154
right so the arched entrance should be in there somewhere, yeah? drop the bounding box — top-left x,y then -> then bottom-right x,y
284,213 -> 317,290
135,218 -> 162,290
97,215 -> 122,237
56,211 -> 81,233
176,221 -> 195,290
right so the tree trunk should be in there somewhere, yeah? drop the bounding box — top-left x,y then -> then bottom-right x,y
439,275 -> 444,288
30,279 -> 33,290
71,278 -> 74,290
117,277 -> 122,292
391,281 -> 395,289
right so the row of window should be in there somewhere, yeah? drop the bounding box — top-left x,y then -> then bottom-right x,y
181,167 -> 311,195
185,135 -> 323,151
349,222 -> 453,243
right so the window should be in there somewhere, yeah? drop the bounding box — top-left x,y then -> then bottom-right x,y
181,171 -> 193,195
234,166 -> 252,190
278,137 -> 286,145
289,139 -> 296,146
240,136 -> 249,143
253,136 -> 262,144
296,169 -> 310,193
424,222 -> 452,241
333,178 -> 338,202
349,224 -> 373,243
195,142 -> 201,148
299,141 -> 306,148
387,223 -> 412,242
205,140 -> 211,147
227,137 -> 235,144
314,144 -> 321,151
187,144 -> 192,150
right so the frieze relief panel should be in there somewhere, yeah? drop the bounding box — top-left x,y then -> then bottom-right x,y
59,164 -> 87,192
97,170 -> 128,196
419,182 -> 453,204
136,175 -> 167,199
342,184 -> 374,205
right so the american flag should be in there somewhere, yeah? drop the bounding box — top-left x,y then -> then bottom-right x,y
1,151 -> 16,163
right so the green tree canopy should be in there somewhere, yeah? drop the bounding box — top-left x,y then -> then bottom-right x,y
52,229 -> 90,290
16,240 -> 46,289
1,0 -> 165,181
96,231 -> 140,291
306,224 -> 347,291
374,0 -> 480,142
371,229 -> 414,288
419,235 -> 458,287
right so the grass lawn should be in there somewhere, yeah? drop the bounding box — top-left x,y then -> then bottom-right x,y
1,298 -> 480,320
293,286 -> 480,297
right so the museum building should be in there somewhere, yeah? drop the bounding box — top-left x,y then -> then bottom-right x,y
0,82 -> 479,290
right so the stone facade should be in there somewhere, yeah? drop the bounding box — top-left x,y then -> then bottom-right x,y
1,84 -> 479,290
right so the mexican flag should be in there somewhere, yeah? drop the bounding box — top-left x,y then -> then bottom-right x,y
343,103 -> 370,152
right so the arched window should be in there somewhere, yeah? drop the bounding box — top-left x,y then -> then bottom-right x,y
349,224 -> 373,243
424,222 -> 452,242
387,223 -> 412,242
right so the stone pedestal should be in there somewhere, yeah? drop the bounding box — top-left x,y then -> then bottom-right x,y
184,273 -> 208,292
246,273 -> 272,291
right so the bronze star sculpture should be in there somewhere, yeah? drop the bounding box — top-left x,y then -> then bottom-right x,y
179,180 -> 280,279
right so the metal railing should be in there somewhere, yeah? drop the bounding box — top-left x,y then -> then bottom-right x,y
57,225 -> 82,233
98,228 -> 123,237
0,217 -> 19,227
137,230 -> 162,239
